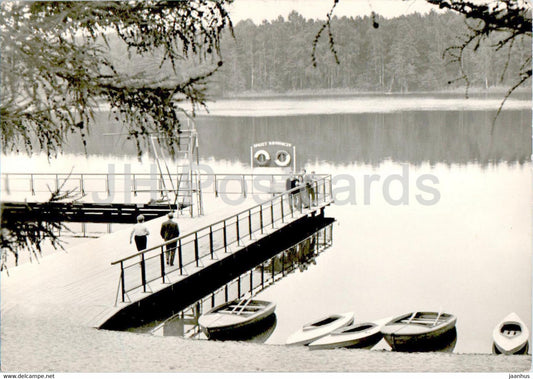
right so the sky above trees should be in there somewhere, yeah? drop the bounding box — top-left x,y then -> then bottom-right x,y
228,0 -> 440,23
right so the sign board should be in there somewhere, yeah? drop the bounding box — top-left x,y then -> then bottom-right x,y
250,141 -> 296,170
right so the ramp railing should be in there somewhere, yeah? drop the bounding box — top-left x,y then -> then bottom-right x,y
110,175 -> 333,305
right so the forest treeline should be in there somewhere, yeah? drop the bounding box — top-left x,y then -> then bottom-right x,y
107,10 -> 531,97
211,10 -> 531,95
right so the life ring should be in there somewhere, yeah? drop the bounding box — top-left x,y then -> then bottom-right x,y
274,150 -> 291,167
254,149 -> 270,166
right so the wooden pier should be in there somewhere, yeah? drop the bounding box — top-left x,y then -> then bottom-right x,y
0,202 -> 180,224
1,174 -> 334,331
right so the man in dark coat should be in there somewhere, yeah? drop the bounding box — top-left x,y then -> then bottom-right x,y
160,213 -> 180,265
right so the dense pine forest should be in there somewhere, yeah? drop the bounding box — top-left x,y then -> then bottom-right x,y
107,10 -> 531,97
209,10 -> 531,96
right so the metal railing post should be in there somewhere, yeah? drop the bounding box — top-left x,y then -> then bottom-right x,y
209,226 -> 214,259
30,174 -> 35,195
261,263 -> 265,289
140,253 -> 147,292
236,215 -> 240,243
80,174 -> 85,195
260,205 -> 264,234
225,285 -> 228,302
160,246 -> 166,282
281,194 -> 285,222
120,262 -> 126,303
194,232 -> 199,267
223,220 -> 228,253
237,276 -> 241,298
250,269 -> 253,293
178,239 -> 183,275
270,200 -> 274,228
248,209 -> 252,238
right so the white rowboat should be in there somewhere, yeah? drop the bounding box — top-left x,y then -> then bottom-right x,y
286,312 -> 354,346
308,321 -> 382,350
492,312 -> 529,355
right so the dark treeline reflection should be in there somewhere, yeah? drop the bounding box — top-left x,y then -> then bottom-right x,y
66,109 -> 531,167
197,110 -> 531,167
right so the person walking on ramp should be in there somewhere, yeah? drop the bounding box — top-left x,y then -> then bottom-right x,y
160,213 -> 180,266
130,215 -> 150,251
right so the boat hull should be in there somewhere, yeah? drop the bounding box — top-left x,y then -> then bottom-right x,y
381,312 -> 457,352
286,312 -> 354,346
198,299 -> 276,340
492,313 -> 530,355
309,322 -> 383,350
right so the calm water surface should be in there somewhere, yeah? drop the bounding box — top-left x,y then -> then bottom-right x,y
8,94 -> 531,354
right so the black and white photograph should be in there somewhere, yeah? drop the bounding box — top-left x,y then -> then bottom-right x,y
0,0 -> 531,376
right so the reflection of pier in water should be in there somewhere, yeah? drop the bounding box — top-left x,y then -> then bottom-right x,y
145,222 -> 334,340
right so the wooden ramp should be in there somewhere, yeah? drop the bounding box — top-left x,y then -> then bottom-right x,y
1,179 -> 333,329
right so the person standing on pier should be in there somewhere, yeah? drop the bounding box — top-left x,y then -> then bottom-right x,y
160,212 -> 180,266
285,172 -> 300,211
130,215 -> 150,251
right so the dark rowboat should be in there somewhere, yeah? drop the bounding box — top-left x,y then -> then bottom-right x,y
380,311 -> 457,352
198,298 -> 276,340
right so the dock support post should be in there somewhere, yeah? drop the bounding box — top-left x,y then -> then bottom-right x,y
224,285 -> 228,302
237,276 -> 241,298
250,269 -> 253,293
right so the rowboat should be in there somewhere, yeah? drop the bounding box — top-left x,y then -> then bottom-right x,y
286,312 -> 354,346
380,311 -> 457,352
198,298 -> 276,340
492,312 -> 529,355
308,321 -> 382,350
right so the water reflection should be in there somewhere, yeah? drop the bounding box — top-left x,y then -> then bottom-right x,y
63,105 -> 530,167
387,327 -> 458,353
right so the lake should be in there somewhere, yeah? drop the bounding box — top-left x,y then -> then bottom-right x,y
4,93 -> 531,354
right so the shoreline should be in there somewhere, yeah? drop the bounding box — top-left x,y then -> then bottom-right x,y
214,86 -> 532,100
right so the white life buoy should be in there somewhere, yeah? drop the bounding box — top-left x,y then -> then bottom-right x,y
274,150 -> 291,167
254,149 -> 271,166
